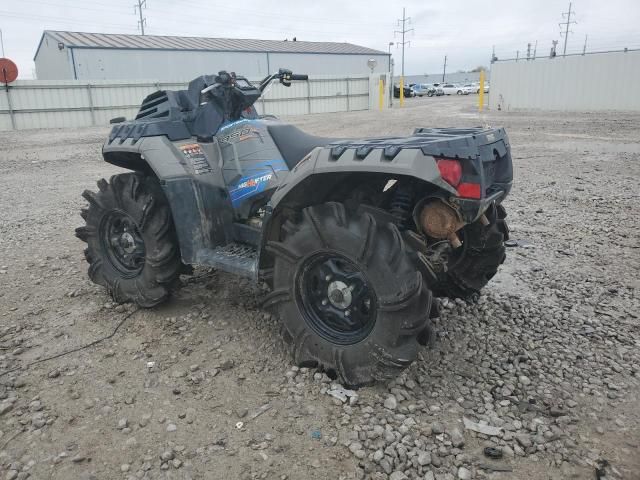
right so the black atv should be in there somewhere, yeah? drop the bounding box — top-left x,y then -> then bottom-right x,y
76,69 -> 512,387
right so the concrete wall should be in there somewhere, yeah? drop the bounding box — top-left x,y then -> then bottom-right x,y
489,50 -> 640,111
34,35 -> 75,80
0,74 -> 387,131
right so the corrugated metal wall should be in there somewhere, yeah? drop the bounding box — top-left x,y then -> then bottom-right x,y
0,74 -> 386,131
489,50 -> 640,111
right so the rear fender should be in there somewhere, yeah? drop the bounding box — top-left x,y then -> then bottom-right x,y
269,145 -> 456,210
257,146 -> 456,276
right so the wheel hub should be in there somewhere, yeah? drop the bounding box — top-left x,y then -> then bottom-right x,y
100,211 -> 146,277
327,280 -> 352,309
297,253 -> 377,345
119,232 -> 137,253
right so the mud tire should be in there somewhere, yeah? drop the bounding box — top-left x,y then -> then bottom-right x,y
264,202 -> 433,387
75,173 -> 181,307
431,204 -> 509,298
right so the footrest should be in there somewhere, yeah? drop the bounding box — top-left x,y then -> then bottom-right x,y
195,243 -> 258,280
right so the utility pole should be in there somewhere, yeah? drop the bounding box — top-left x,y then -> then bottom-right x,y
394,7 -> 413,106
533,40 -> 538,59
582,34 -> 588,55
527,43 -> 531,60
442,55 -> 447,82
0,29 -> 5,57
559,2 -> 576,56
135,0 -> 147,35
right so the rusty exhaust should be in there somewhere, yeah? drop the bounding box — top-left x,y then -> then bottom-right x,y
418,199 -> 464,247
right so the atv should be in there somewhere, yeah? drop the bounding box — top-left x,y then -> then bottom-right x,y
76,69 -> 512,387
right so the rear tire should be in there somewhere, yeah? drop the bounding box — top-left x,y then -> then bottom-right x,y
264,202 -> 433,387
75,173 -> 181,307
430,204 -> 509,299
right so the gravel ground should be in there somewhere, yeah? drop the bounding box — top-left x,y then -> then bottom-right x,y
0,95 -> 639,480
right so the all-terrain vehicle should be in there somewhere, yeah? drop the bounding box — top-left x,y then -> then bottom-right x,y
76,69 -> 512,387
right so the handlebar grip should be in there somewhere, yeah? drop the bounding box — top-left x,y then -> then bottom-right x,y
290,74 -> 308,81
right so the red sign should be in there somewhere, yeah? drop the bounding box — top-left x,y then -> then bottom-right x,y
0,58 -> 18,84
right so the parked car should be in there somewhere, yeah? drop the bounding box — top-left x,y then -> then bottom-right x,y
393,84 -> 414,98
412,83 -> 443,97
476,83 -> 490,94
441,83 -> 471,95
463,84 -> 476,93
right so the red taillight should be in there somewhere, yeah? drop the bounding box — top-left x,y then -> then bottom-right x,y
457,182 -> 482,199
436,158 -> 462,187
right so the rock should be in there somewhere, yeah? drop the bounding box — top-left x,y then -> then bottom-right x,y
120,464 -> 130,472
219,359 -> 234,370
450,428 -> 465,447
519,375 -> 531,385
166,423 -> 177,432
462,417 -> 502,436
457,467 -> 472,480
431,422 -> 445,435
384,395 -> 398,410
71,454 -> 86,463
117,418 -> 128,430
172,459 -> 182,468
424,472 -> 435,480
5,471 -> 18,480
515,433 -> 532,448
390,472 -> 409,480
417,451 -> 431,466
160,450 -> 175,461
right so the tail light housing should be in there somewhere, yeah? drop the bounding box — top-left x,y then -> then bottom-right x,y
436,158 -> 462,187
435,157 -> 482,199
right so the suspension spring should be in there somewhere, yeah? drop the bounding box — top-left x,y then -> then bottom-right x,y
389,185 -> 414,228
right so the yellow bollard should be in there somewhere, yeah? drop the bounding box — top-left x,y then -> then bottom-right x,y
478,70 -> 485,112
400,76 -> 404,107
379,78 -> 384,111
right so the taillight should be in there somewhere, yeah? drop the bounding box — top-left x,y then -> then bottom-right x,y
457,182 -> 481,199
436,158 -> 462,187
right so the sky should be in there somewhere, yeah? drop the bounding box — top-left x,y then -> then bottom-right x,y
1,0 -> 639,79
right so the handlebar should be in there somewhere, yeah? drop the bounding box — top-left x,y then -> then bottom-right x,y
290,74 -> 308,81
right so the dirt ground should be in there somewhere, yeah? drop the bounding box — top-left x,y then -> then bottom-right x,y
0,95 -> 639,480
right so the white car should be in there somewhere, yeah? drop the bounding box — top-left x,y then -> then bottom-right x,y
476,83 -> 490,94
441,83 -> 470,95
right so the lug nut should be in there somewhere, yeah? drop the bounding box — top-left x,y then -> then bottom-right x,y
322,299 -> 328,306
325,275 -> 332,281
345,310 -> 350,316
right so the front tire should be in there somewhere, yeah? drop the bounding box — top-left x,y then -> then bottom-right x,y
264,203 -> 433,387
430,204 -> 509,298
75,173 -> 181,307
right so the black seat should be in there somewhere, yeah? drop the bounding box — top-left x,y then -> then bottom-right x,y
267,124 -> 338,170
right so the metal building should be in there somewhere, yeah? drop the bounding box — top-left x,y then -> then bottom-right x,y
34,31 -> 390,81
489,49 -> 640,111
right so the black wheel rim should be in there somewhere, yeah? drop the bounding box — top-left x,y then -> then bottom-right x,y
100,210 -> 145,278
296,253 -> 377,345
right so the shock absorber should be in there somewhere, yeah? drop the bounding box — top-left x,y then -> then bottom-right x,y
389,184 -> 414,229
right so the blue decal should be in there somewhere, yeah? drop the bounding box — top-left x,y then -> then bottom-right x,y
229,170 -> 275,207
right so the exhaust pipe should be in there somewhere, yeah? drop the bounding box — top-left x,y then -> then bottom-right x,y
418,199 -> 464,247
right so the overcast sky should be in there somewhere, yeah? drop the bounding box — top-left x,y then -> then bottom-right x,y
2,0 -> 639,78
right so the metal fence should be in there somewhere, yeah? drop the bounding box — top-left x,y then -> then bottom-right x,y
489,49 -> 640,111
0,74 -> 386,131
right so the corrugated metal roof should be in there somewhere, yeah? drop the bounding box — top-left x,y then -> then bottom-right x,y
38,30 -> 387,57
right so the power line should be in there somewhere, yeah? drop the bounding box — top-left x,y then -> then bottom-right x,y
559,2 -> 577,55
135,0 -> 147,35
394,7 -> 413,78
